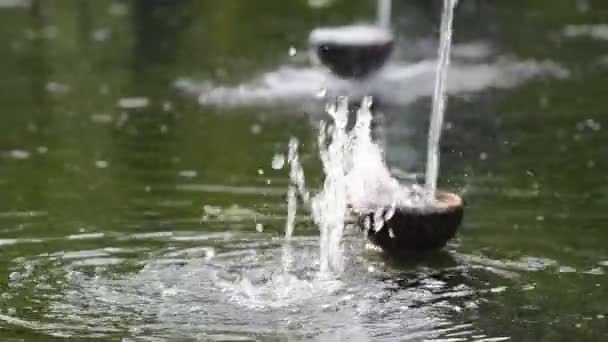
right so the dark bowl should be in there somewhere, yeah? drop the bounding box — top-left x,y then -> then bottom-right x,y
356,192 -> 463,253
309,25 -> 394,79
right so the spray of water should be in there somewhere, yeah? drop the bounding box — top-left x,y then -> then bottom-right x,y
284,95 -> 432,274
425,0 -> 458,198
285,138 -> 310,241
311,97 -> 351,274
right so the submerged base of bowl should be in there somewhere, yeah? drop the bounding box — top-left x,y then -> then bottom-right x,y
309,25 -> 394,79
356,192 -> 463,254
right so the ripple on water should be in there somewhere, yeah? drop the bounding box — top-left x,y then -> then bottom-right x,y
0,233 -> 520,341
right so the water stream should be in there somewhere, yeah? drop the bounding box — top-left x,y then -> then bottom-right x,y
425,0 -> 458,198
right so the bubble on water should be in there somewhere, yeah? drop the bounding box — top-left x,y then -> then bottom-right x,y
272,154 -> 286,170
9,150 -> 30,160
308,0 -> 333,8
92,28 -> 110,42
109,3 -> 128,16
95,160 -> 109,169
257,169 -> 265,175
250,124 -> 262,135
178,170 -> 198,178
118,97 -> 149,109
42,25 -> 58,40
90,113 -> 113,124
45,81 -> 70,94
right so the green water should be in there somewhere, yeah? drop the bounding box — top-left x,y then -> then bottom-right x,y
1,1 -> 607,341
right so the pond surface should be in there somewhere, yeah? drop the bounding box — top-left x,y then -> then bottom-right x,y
1,1 -> 608,341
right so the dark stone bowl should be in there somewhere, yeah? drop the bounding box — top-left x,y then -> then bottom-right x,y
356,192 -> 463,253
309,25 -> 394,79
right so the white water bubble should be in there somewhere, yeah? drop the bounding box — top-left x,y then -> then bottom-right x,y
92,28 -> 111,42
250,124 -> 262,135
90,113 -> 114,124
257,169 -> 265,175
9,150 -> 30,160
178,170 -> 198,178
118,97 -> 149,109
109,3 -> 128,16
95,160 -> 109,169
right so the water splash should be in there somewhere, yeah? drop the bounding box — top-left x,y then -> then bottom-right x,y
312,97 -> 351,274
425,0 -> 458,198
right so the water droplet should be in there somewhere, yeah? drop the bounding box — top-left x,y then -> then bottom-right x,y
288,46 -> 297,57
272,154 -> 286,170
255,223 -> 264,232
257,169 -> 265,175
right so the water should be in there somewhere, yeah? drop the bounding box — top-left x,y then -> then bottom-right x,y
377,0 -> 391,29
1,1 -> 608,341
425,0 -> 458,198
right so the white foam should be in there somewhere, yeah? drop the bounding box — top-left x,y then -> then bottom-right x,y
309,25 -> 393,46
